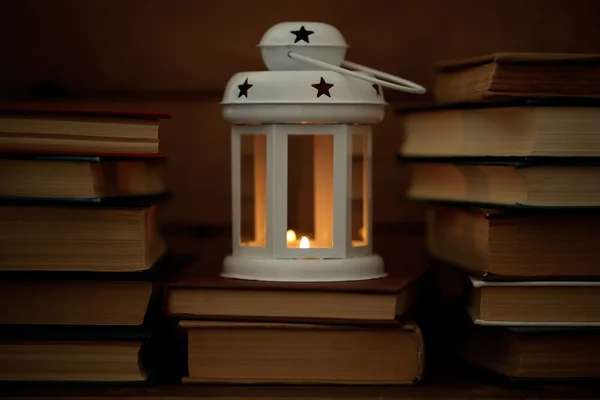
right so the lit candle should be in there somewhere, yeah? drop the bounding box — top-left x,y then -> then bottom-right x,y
286,229 -> 297,244
299,236 -> 310,249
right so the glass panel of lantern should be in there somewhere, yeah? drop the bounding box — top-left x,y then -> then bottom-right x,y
351,130 -> 370,249
270,124 -> 346,260
235,131 -> 267,252
286,134 -> 334,250
232,124 -> 373,260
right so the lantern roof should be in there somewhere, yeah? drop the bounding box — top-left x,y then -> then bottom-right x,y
221,70 -> 386,124
222,70 -> 386,106
222,22 -> 393,123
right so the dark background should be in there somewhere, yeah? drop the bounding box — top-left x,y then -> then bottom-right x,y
2,0 -> 599,275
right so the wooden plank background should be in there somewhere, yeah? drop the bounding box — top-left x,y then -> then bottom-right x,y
1,0 -> 599,274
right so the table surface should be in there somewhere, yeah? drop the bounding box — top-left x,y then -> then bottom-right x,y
1,361 -> 599,400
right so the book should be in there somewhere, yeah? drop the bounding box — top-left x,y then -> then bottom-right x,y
396,101 -> 600,158
0,325 -> 154,383
181,320 -> 424,384
426,206 -> 600,279
0,204 -> 164,271
453,324 -> 600,379
0,340 -> 146,382
433,52 -> 600,104
0,279 -> 152,326
0,251 -> 191,326
0,107 -> 172,155
404,159 -> 600,207
467,276 -> 600,326
166,274 -> 421,324
0,154 -> 166,200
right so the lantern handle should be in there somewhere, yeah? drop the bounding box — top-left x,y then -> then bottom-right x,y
287,51 -> 426,94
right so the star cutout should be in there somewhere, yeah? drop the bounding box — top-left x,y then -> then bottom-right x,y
312,77 -> 334,98
237,78 -> 253,98
291,26 -> 314,43
372,84 -> 382,97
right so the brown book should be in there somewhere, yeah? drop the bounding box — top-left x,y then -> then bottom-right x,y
407,162 -> 600,207
0,155 -> 165,199
0,107 -> 171,155
182,320 -> 424,384
166,274 -> 421,323
454,324 -> 600,379
434,52 -> 600,104
0,279 -> 152,325
0,205 -> 164,272
467,276 -> 600,326
426,206 -> 600,279
0,339 -> 146,382
397,103 -> 600,158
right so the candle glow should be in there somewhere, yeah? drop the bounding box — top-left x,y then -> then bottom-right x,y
286,229 -> 297,243
299,236 -> 310,249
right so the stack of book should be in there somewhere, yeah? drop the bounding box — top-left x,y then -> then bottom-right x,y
0,107 -> 177,383
397,52 -> 600,380
165,269 -> 425,384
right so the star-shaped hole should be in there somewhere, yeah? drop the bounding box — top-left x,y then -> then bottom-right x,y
291,26 -> 314,43
372,84 -> 382,97
237,78 -> 253,98
312,77 -> 334,98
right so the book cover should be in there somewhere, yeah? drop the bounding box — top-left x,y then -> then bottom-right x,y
433,53 -> 600,104
168,273 -> 420,294
0,107 -> 173,120
0,192 -> 170,206
0,152 -> 167,161
398,155 -> 600,167
394,97 -> 600,115
402,158 -> 600,209
435,52 -> 600,72
469,277 -> 600,327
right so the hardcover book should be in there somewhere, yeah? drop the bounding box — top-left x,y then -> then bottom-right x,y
0,107 -> 172,155
433,52 -> 600,104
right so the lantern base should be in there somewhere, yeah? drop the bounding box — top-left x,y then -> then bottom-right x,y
220,254 -> 386,282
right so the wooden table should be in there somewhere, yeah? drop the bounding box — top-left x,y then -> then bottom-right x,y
1,361 -> 599,399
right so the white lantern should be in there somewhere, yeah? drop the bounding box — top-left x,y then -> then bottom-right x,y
220,22 -> 425,282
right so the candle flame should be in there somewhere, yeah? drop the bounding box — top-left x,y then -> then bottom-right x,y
299,236 -> 310,249
286,229 -> 297,243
